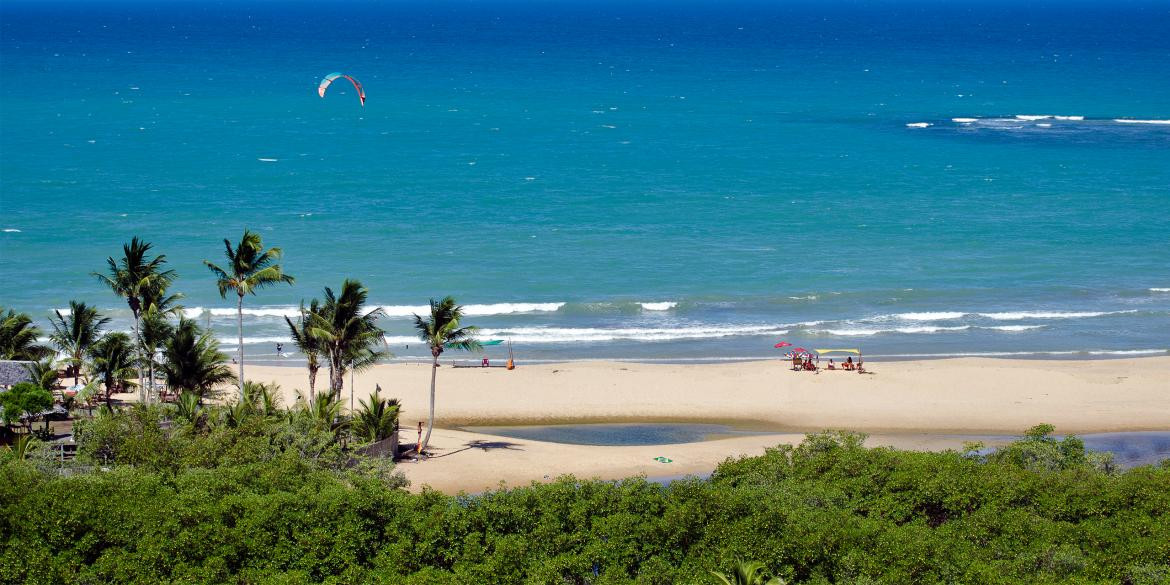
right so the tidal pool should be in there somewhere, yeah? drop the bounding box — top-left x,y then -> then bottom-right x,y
461,423 -> 771,446
462,424 -> 1170,468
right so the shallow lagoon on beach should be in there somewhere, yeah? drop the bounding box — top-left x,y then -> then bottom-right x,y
466,424 -> 1170,468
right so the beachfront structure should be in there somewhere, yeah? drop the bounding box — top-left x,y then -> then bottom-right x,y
0,360 -> 33,389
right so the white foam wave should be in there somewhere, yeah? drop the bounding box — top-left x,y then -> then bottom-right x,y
1113,119 -> 1170,125
378,302 -> 566,317
218,336 -> 291,346
814,325 -> 972,336
2,228 -> 20,233
905,122 -> 931,128
788,295 -> 818,301
1054,115 -> 1084,121
1015,115 -> 1052,121
639,302 -> 677,311
985,325 -> 1045,332
979,310 -> 1135,320
896,312 -> 967,321
951,118 -> 978,123
1150,288 -> 1170,293
191,302 -> 568,320
257,158 -> 278,162
205,307 -> 302,318
473,325 -> 789,343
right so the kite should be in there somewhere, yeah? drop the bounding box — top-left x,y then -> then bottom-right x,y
318,72 -> 365,106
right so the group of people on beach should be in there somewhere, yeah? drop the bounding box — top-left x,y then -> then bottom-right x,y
791,355 -> 858,372
826,357 -> 858,371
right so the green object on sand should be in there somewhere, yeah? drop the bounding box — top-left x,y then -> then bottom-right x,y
653,456 -> 672,463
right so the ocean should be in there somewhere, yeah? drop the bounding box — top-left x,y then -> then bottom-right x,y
2,0 -> 1169,364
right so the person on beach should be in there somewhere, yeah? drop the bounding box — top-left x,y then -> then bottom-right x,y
844,356 -> 854,370
827,359 -> 836,370
276,342 -> 283,356
792,354 -> 803,371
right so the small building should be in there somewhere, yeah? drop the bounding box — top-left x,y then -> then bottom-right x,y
0,360 -> 34,390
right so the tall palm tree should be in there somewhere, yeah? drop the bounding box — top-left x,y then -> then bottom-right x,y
48,301 -> 111,385
159,318 -> 236,404
203,229 -> 294,397
413,296 -> 479,456
0,307 -> 52,361
87,332 -> 137,408
711,561 -> 787,585
139,311 -> 174,403
308,280 -> 386,399
92,237 -> 177,402
284,299 -> 324,400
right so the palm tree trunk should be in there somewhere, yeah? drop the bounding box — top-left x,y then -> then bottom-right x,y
237,293 -> 245,400
419,355 -> 438,456
307,362 -> 318,401
133,314 -> 145,404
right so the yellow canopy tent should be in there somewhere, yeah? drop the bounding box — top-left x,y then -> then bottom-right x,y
814,348 -> 864,371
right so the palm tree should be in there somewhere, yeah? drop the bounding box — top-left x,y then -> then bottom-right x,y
25,358 -> 60,390
139,311 -> 174,403
352,384 -> 400,443
88,332 -> 137,408
203,229 -> 294,396
295,389 -> 349,438
49,301 -> 111,385
0,307 -> 52,361
158,318 -> 236,404
308,280 -> 386,399
284,299 -> 324,400
413,296 -> 479,456
92,237 -> 177,402
711,561 -> 787,585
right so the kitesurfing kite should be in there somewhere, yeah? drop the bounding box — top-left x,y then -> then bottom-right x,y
318,72 -> 365,107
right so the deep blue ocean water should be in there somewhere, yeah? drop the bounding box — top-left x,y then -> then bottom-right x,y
2,0 -> 1169,363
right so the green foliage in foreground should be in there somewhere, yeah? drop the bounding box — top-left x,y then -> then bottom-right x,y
1,423 -> 1169,585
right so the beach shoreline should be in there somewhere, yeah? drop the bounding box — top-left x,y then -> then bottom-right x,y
249,356 -> 1170,434
239,356 -> 1170,493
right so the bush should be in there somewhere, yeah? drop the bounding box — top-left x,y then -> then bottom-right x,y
2,427 -> 1167,583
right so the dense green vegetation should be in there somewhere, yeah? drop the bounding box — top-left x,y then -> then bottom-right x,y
3,417 -> 1168,584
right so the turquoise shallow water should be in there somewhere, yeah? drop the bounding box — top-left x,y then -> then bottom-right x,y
2,0 -> 1169,362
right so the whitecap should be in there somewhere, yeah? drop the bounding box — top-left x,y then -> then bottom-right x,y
896,312 -> 966,321
258,158 -> 278,162
1014,115 -> 1053,121
1035,123 -> 1052,128
905,122 -> 931,128
1113,119 -> 1170,125
471,324 -> 788,343
984,325 -> 1045,332
2,228 -> 21,233
951,118 -> 978,123
639,302 -> 677,311
978,310 -> 1135,320
1150,288 -> 1170,293
376,302 -> 565,318
1053,115 -> 1084,121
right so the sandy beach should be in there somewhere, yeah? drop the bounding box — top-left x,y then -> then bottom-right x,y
238,357 -> 1170,493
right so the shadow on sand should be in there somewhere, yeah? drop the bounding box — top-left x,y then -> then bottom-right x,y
428,439 -> 525,459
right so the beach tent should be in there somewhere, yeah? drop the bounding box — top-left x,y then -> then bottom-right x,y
815,348 -> 863,369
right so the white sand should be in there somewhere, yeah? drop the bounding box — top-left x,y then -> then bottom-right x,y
235,356 -> 1170,493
